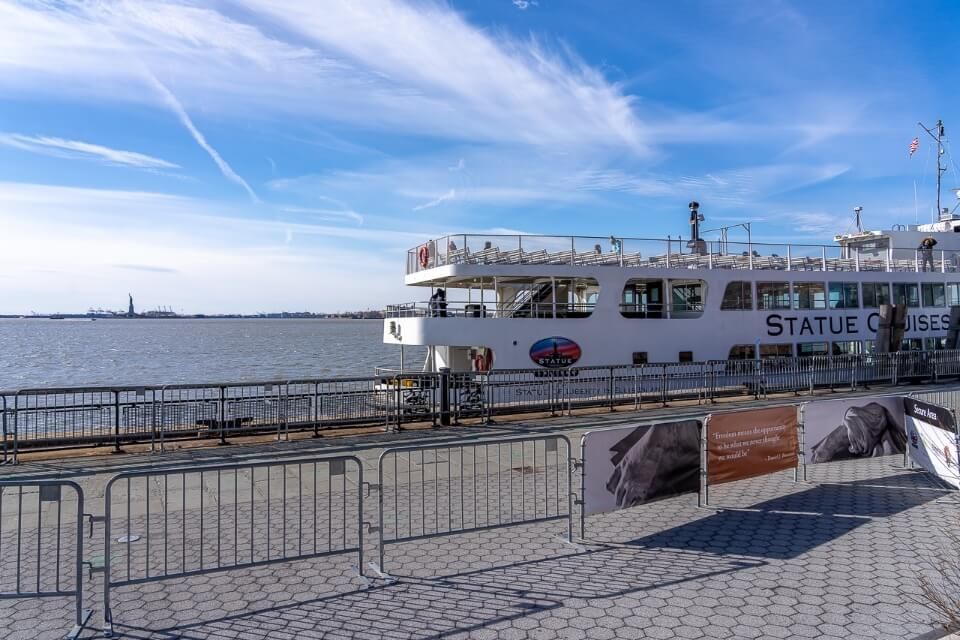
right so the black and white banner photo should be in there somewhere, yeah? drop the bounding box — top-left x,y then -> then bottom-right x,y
801,396 -> 906,464
904,398 -> 960,489
581,419 -> 700,515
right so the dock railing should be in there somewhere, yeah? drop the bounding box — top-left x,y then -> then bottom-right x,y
407,233 -> 960,275
2,351 -> 959,457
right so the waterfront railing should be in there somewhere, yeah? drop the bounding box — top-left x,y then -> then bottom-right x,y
3,350 -> 960,461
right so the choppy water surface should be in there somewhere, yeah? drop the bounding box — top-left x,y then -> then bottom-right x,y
0,318 -> 423,389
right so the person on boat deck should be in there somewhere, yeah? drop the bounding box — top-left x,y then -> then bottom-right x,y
610,236 -> 622,253
429,290 -> 439,316
919,237 -> 937,271
436,288 -> 447,317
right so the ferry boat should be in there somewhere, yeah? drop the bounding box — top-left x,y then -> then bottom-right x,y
384,207 -> 960,373
384,123 -> 960,374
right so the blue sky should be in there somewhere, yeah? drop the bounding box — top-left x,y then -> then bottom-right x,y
2,0 -> 959,314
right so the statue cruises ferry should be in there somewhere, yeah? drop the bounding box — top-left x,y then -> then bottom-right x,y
384,202 -> 960,374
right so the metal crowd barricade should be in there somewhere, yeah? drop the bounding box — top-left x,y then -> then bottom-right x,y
608,365 -> 643,411
911,386 -> 960,415
484,368 -> 561,417
375,435 -> 574,574
661,362 -> 709,405
101,455 -> 365,636
930,350 -> 960,382
558,366 -> 613,412
0,480 -> 92,639
13,387 -> 117,449
448,371 -> 485,422
1,393 -> 14,464
315,376 -> 388,428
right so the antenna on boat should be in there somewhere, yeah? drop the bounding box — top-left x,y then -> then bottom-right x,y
919,119 -> 948,220
853,206 -> 864,233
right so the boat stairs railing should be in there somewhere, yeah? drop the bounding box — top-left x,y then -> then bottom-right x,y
4,350 -> 960,461
408,234 -> 960,276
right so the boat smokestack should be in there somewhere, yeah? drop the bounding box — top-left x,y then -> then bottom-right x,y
687,201 -> 707,255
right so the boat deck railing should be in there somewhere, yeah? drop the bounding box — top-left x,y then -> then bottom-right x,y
383,301 -> 711,319
408,234 -> 960,275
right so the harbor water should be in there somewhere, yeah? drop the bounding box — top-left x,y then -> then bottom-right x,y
0,318 -> 422,389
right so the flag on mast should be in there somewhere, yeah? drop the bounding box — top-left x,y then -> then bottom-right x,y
910,137 -> 920,157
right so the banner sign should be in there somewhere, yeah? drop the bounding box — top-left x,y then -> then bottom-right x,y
705,406 -> 798,485
802,396 -> 905,464
904,398 -> 960,489
581,419 -> 700,515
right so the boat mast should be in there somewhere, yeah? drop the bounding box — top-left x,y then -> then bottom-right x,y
918,119 -> 947,219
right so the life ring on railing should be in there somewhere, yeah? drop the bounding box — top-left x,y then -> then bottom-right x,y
418,245 -> 430,268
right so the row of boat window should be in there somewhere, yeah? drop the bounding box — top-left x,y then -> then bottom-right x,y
629,338 -> 946,364
726,338 -> 947,360
722,281 -> 960,311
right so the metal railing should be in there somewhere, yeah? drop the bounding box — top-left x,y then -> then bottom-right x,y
101,455 -> 365,636
375,435 -> 573,574
385,301 -> 596,319
407,233 -> 960,276
0,480 -> 92,639
3,351 -> 960,456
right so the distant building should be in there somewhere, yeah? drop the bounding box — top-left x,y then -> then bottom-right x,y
128,294 -> 135,317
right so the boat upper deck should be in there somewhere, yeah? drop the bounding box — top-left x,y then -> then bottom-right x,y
408,234 -> 960,277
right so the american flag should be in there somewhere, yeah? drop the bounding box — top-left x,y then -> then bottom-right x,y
910,137 -> 919,156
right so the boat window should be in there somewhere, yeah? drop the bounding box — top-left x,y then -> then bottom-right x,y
925,337 -> 947,350
922,282 -> 946,307
793,282 -> 826,310
760,343 -> 793,358
862,340 -> 877,354
756,282 -> 791,310
828,283 -> 859,309
901,338 -> 923,351
501,277 -> 598,319
948,283 -> 960,306
721,281 -> 753,310
862,283 -> 891,308
669,279 -> 705,318
632,351 -> 648,365
797,342 -> 828,357
728,344 -> 755,359
831,340 -> 861,356
620,278 -> 663,318
678,351 -> 693,363
893,283 -> 919,307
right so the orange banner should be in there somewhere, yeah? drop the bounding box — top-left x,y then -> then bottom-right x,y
706,406 -> 798,485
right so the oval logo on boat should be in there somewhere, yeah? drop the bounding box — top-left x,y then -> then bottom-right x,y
530,337 -> 581,368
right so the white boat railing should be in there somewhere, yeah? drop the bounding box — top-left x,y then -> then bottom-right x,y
385,301 -> 597,319
407,234 -> 960,276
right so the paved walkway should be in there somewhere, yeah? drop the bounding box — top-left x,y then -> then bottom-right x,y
2,385 -> 959,639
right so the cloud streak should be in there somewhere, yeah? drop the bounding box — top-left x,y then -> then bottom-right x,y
143,73 -> 259,202
0,133 -> 178,169
413,189 -> 456,211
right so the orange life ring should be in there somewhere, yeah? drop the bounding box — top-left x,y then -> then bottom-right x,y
418,245 -> 430,268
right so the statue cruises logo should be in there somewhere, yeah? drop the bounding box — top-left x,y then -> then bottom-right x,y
530,337 -> 582,368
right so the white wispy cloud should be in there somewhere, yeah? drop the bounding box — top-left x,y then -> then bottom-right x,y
0,133 -> 178,169
280,206 -> 364,225
0,0 -> 648,152
412,189 -> 456,211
